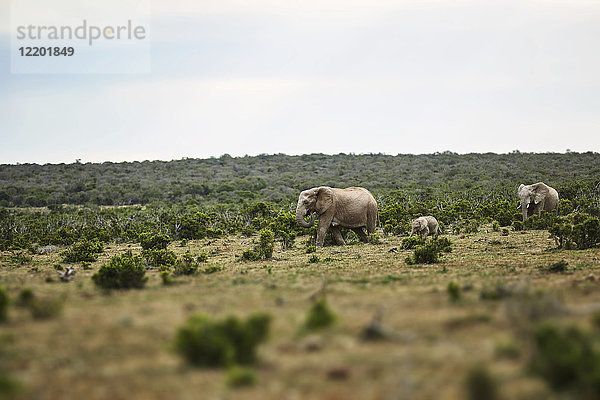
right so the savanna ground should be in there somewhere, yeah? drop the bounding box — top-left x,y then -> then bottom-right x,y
1,226 -> 600,400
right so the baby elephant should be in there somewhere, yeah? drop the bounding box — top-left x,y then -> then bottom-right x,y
409,216 -> 441,237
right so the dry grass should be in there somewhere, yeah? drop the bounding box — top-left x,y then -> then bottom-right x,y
1,227 -> 600,399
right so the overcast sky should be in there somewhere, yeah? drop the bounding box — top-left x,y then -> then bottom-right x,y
1,0 -> 600,164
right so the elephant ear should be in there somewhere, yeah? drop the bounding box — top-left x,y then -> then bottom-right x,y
315,187 -> 334,214
518,184 -> 525,193
532,184 -> 548,204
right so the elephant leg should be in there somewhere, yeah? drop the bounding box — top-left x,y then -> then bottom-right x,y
352,227 -> 369,243
315,215 -> 334,247
331,226 -> 346,245
423,226 -> 430,236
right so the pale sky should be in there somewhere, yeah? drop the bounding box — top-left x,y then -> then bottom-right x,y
1,0 -> 600,164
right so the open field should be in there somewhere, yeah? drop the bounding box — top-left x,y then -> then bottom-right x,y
2,226 -> 600,399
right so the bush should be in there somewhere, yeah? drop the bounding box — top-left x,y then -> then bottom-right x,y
241,229 -> 274,261
447,281 -> 461,302
545,260 -> 569,273
401,236 -> 427,250
202,265 -> 222,274
92,251 -> 147,289
28,295 -> 65,320
61,239 -> 103,263
529,322 -> 600,395
0,287 -> 9,322
258,229 -> 274,259
306,245 -> 316,254
174,313 -> 271,367
16,288 -> 34,307
492,221 -> 500,232
139,232 -> 170,251
435,237 -> 453,253
173,253 -> 202,276
308,254 -> 320,263
406,241 -> 440,265
302,297 -> 336,331
143,248 -> 177,268
465,364 -> 499,400
226,366 -> 258,388
523,212 -> 560,230
550,213 -> 600,250
513,220 -> 523,231
160,270 -> 174,285
462,219 -> 480,234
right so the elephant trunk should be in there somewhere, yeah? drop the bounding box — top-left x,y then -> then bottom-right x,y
296,205 -> 315,228
521,201 -> 528,221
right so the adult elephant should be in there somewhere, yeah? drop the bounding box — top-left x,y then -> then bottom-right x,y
517,182 -> 559,221
296,186 -> 378,247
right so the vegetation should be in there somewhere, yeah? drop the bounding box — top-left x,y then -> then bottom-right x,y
92,251 -> 147,289
529,322 -> 600,396
61,239 -> 103,263
2,152 -> 600,398
241,229 -> 275,261
405,238 -> 452,265
0,287 -> 8,322
302,297 -> 337,331
174,313 -> 271,367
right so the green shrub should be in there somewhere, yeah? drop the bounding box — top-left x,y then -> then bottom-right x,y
226,366 -> 258,388
513,220 -> 523,231
9,252 -> 32,266
202,265 -> 222,274
465,364 -> 499,400
174,313 -> 271,367
241,229 -> 274,261
61,239 -> 103,263
369,232 -> 382,244
306,245 -> 316,254
480,284 -> 512,301
435,237 -> 453,252
401,236 -> 427,250
143,248 -> 177,268
495,338 -> 521,360
173,253 -> 200,276
16,288 -> 34,307
523,212 -> 560,230
139,232 -> 170,251
92,251 -> 147,289
241,249 -> 261,261
529,322 -> 600,395
0,287 -> 9,322
447,281 -> 461,302
28,295 -> 65,320
406,241 -> 442,265
550,213 -> 600,250
160,270 -> 174,285
303,298 -> 336,331
462,219 -> 480,234
258,229 -> 274,259
545,260 -> 569,273
308,254 -> 320,263
492,221 -> 500,232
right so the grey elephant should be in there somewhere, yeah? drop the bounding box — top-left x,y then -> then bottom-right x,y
296,186 -> 378,247
409,216 -> 441,237
517,182 -> 559,221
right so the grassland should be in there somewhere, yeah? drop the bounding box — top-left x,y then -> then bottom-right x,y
2,226 -> 600,400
